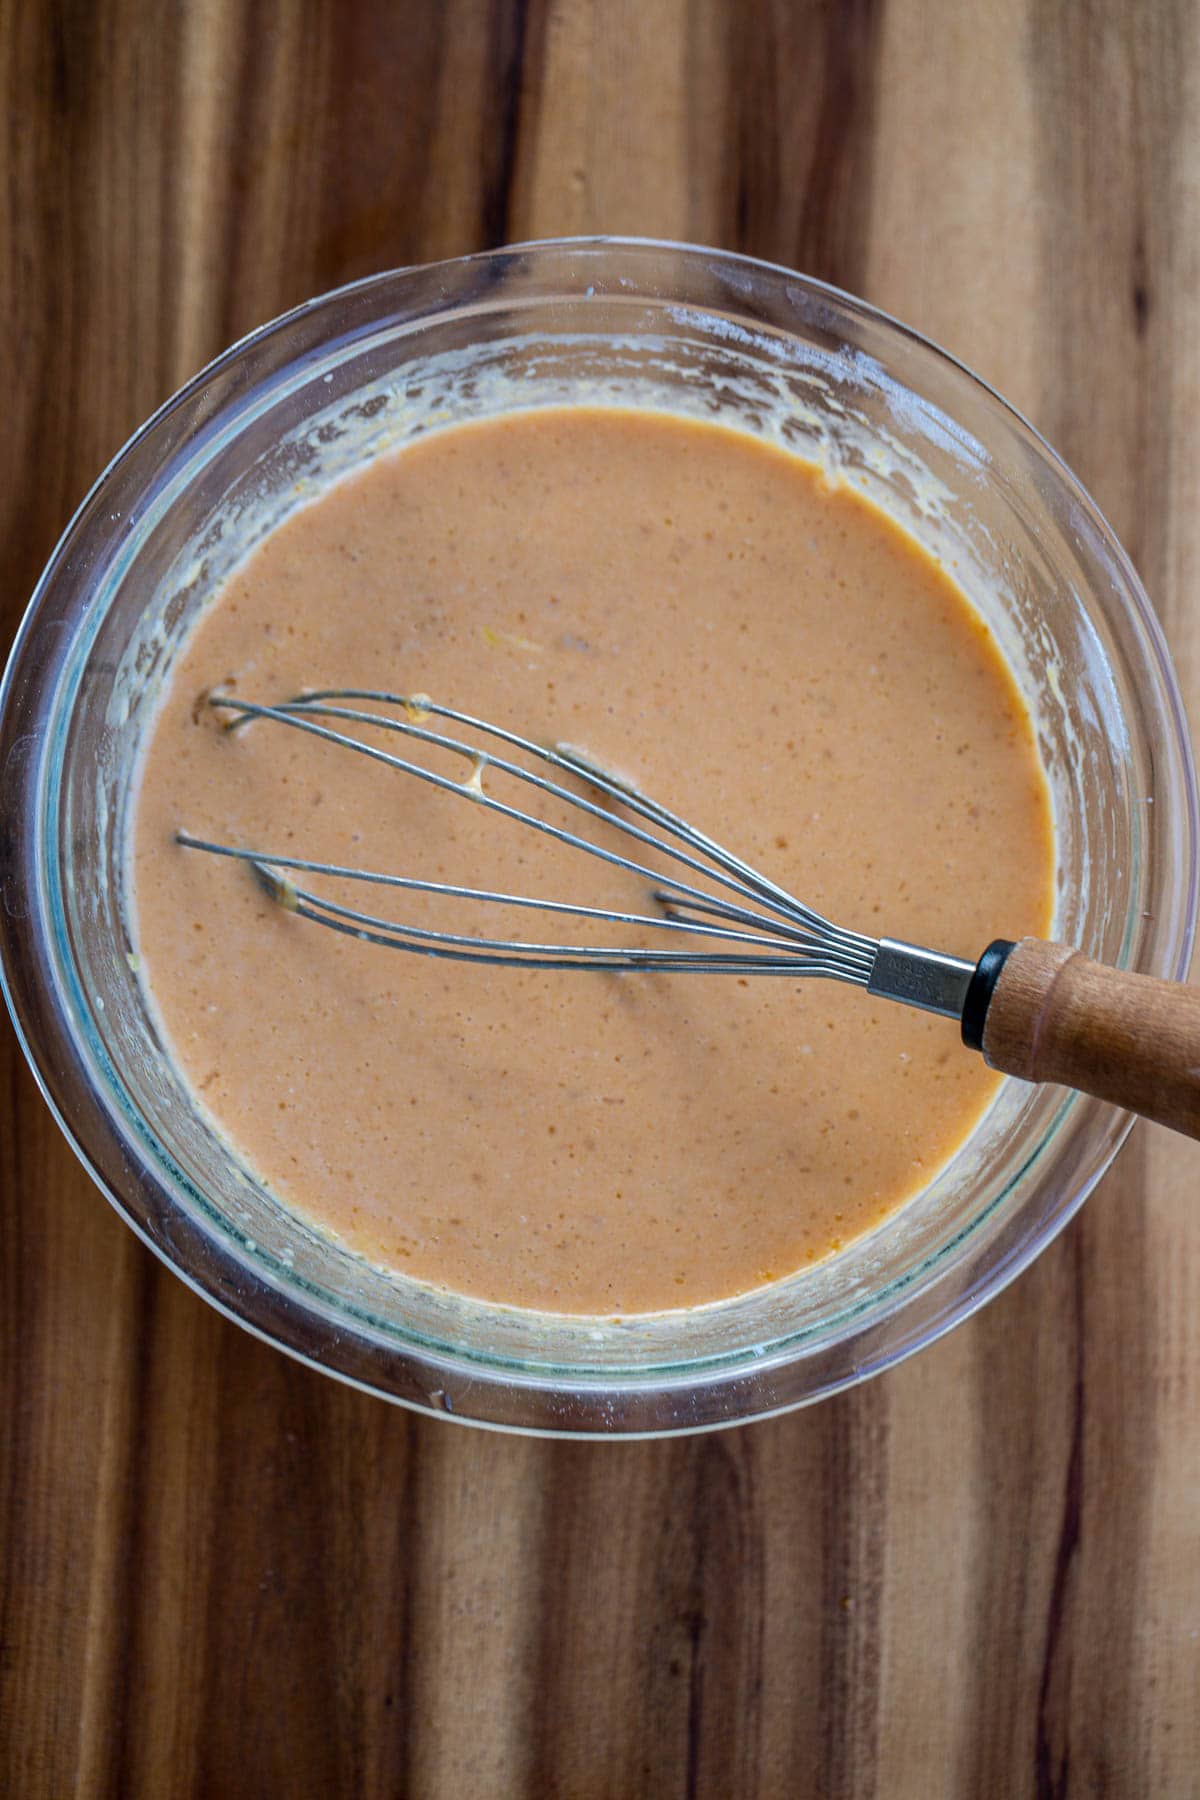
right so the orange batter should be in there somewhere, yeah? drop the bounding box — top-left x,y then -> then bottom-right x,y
131,408 -> 1054,1313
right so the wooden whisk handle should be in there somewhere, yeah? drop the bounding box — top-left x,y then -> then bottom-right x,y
979,938 -> 1200,1139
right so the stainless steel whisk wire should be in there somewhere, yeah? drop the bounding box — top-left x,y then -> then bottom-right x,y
177,690 -> 977,1016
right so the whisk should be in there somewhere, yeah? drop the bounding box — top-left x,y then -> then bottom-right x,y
177,689 -> 1200,1141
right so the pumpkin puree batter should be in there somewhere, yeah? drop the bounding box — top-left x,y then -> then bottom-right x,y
131,408 -> 1054,1313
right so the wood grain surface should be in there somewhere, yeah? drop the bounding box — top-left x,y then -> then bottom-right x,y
3,2 -> 1198,1794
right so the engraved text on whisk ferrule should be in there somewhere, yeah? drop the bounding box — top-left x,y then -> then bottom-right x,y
867,939 -> 976,1020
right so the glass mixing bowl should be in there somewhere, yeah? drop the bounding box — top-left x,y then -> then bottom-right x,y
1,239 -> 1195,1436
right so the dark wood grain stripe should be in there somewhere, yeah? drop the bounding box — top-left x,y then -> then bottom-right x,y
481,0 -> 532,248
1033,1231 -> 1086,1800
818,1384 -> 888,1799
92,1250 -> 160,1795
522,1432 -> 766,1798
717,0 -> 883,291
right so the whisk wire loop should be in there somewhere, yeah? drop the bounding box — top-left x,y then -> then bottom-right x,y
178,690 -> 882,984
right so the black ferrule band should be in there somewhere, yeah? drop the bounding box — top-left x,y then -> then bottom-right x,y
960,939 -> 1018,1051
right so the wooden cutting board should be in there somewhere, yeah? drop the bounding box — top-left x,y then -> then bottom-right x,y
2,3 -> 1197,1793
